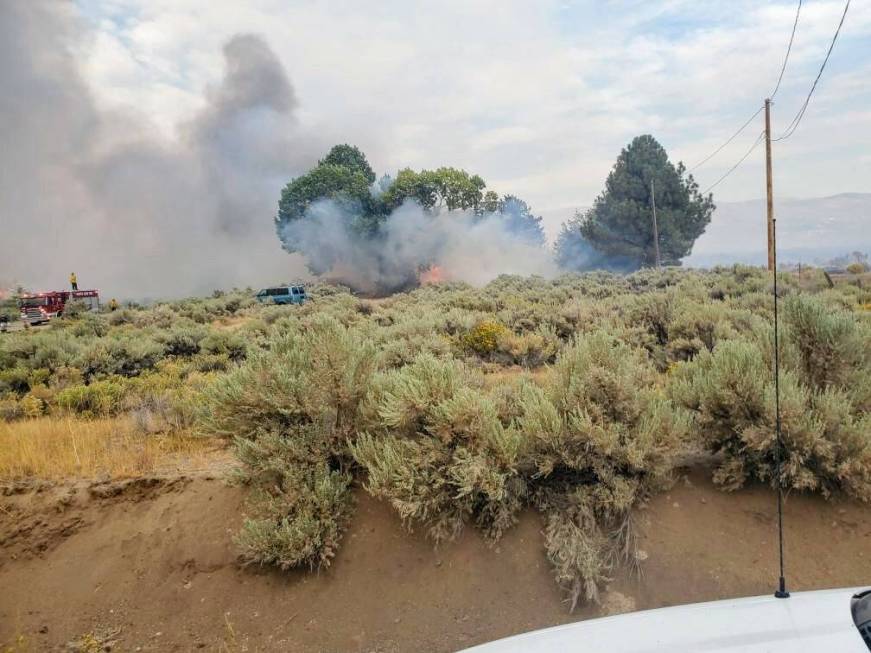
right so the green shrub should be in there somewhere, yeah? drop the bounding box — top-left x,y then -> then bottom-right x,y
783,296 -> 869,404
665,300 -> 756,363
359,353 -> 469,435
670,336 -> 871,501
121,370 -> 203,433
49,366 -> 85,391
847,262 -> 868,274
353,337 -> 687,609
376,332 -> 454,368
78,336 -> 162,379
156,326 -> 207,356
201,316 -> 376,444
69,313 -> 109,338
0,367 -> 31,395
352,355 -> 525,543
22,332 -> 81,372
59,300 -> 88,319
496,325 -> 560,367
621,292 -> 673,349
8,268 -> 858,610
200,331 -> 248,362
56,379 -> 126,416
190,353 -> 231,373
519,332 -> 687,607
107,309 -> 135,326
234,428 -> 354,570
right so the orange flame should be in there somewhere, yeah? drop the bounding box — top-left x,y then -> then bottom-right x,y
419,264 -> 446,285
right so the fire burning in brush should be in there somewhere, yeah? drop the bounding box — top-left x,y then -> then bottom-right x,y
419,264 -> 447,285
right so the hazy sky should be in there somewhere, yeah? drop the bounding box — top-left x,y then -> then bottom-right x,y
74,0 -> 871,229
2,1 -> 870,298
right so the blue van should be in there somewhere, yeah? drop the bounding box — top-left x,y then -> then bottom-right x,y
255,285 -> 307,305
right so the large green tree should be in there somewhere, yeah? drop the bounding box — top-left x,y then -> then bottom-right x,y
319,144 -> 376,185
490,194 -> 545,246
381,167 -> 486,211
580,135 -> 714,269
554,213 -> 634,272
276,145 -> 380,248
275,145 -> 546,289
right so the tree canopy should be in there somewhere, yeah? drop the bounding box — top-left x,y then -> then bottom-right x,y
277,147 -> 374,226
578,135 -> 714,269
276,145 -> 544,255
494,195 -> 545,246
319,144 -> 376,185
380,167 -> 486,211
554,213 -> 634,272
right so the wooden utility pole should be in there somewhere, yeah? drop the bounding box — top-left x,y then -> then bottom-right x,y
651,178 -> 661,270
765,98 -> 775,271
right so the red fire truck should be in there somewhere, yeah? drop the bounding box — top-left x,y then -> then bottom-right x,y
18,290 -> 100,325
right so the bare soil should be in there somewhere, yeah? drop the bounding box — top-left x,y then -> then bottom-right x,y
1,469 -> 869,652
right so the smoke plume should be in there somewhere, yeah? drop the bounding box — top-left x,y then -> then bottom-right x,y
0,2 -> 310,299
1,1 -> 558,300
279,200 -> 558,294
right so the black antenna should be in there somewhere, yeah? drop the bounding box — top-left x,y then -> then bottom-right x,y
772,217 -> 790,599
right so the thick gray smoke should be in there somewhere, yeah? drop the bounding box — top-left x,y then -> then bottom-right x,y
0,2 -> 310,300
280,200 -> 558,294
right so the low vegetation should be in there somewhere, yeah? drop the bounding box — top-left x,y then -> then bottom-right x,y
670,294 -> 871,501
0,416 -> 211,479
2,267 -> 869,608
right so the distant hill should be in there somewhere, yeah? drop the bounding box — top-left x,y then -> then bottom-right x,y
686,193 -> 871,267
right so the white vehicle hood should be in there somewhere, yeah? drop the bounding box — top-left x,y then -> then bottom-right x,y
459,588 -> 869,653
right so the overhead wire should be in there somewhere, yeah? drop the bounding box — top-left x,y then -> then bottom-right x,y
770,0 -> 802,99
700,131 -> 765,195
688,0 -> 801,174
695,0 -> 848,192
688,106 -> 764,173
774,0 -> 851,141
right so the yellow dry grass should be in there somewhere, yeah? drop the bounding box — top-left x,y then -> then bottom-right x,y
0,416 -> 217,481
211,315 -> 251,331
481,365 -> 550,389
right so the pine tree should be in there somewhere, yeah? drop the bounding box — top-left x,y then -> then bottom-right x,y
581,135 -> 714,269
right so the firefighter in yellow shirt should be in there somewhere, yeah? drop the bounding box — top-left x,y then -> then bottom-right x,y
108,298 -> 119,312
70,272 -> 78,291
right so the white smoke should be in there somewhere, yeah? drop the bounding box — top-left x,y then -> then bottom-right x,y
279,199 -> 558,294
1,2 -> 560,300
0,2 -> 311,300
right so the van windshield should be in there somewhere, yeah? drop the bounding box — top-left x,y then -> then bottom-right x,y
260,288 -> 289,296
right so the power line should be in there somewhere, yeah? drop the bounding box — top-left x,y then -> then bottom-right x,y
770,0 -> 802,99
774,0 -> 851,141
700,131 -> 765,195
689,0 -> 802,174
689,106 -> 764,173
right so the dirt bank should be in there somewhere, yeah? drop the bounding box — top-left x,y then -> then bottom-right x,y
2,469 -> 870,652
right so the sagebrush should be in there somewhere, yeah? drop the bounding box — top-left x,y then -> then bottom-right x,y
5,268 -> 869,609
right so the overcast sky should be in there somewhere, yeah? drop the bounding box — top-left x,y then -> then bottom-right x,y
72,0 -> 871,235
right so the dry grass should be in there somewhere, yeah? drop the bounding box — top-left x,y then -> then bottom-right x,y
0,416 -> 218,481
481,365 -> 549,388
211,315 -> 252,331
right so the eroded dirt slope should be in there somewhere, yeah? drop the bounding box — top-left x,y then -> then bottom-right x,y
1,470 -> 870,652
